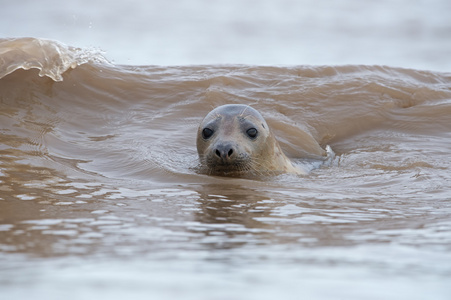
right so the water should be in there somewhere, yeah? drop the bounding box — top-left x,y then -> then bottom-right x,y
1,1 -> 451,299
1,37 -> 450,299
1,0 -> 451,70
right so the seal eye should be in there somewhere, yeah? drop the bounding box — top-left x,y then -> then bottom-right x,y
246,128 -> 258,139
202,128 -> 214,139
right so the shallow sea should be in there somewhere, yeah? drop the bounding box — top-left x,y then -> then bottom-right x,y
1,1 -> 451,299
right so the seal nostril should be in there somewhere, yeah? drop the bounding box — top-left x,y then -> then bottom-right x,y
214,144 -> 235,160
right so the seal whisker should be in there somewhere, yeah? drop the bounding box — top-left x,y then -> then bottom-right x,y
239,104 -> 252,117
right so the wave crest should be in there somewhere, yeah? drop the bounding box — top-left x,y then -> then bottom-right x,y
0,37 -> 110,81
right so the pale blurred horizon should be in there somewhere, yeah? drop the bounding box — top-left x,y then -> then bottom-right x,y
2,0 -> 451,71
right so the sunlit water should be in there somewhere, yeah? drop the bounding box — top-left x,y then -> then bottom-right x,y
1,1 -> 451,298
1,0 -> 451,70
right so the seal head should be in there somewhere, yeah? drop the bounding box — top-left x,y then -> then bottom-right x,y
196,104 -> 302,177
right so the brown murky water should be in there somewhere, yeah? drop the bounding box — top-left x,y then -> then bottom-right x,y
1,38 -> 451,299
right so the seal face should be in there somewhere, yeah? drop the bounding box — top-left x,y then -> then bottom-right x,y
196,104 -> 303,177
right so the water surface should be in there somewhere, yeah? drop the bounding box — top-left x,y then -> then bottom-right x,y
2,0 -> 451,70
0,38 -> 451,299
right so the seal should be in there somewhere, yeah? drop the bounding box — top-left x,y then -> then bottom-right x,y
196,104 -> 305,177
